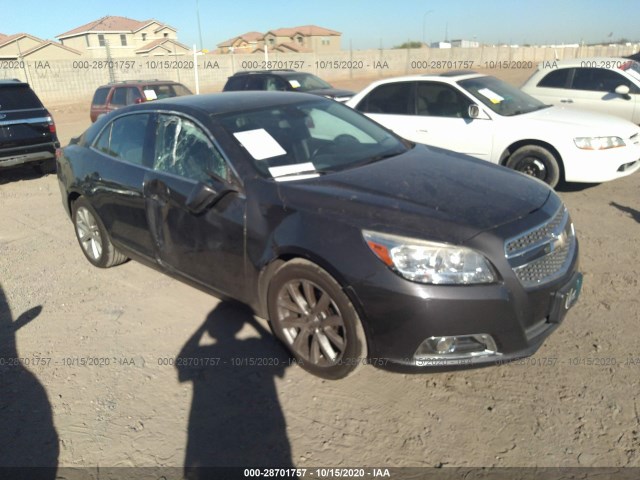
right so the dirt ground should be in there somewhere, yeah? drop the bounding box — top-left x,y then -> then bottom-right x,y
1,69 -> 639,476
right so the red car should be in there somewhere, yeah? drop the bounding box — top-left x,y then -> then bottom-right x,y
90,80 -> 192,122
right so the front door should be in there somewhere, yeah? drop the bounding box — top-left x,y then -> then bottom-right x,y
144,113 -> 246,298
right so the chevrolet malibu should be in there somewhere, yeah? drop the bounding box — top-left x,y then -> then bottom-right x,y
57,92 -> 582,379
346,72 -> 640,188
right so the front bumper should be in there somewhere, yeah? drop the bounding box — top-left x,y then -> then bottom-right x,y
562,142 -> 640,183
344,199 -> 581,372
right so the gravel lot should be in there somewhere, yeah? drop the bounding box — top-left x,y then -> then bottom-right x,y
1,69 -> 639,476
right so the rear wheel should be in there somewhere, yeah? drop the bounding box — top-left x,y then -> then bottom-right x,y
72,197 -> 127,268
267,259 -> 368,379
506,145 -> 561,188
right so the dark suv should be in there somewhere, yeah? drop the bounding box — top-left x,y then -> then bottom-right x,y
0,79 -> 59,173
90,80 -> 192,122
223,70 -> 355,102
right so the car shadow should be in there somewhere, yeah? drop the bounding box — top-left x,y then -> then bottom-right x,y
0,164 -> 54,185
0,283 -> 59,478
610,201 -> 640,224
555,181 -> 601,193
177,301 -> 295,478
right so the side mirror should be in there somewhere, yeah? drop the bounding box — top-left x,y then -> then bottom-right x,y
186,181 -> 236,215
614,85 -> 630,97
468,104 -> 480,119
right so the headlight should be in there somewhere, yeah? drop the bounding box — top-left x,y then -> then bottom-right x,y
362,230 -> 495,285
574,136 -> 625,150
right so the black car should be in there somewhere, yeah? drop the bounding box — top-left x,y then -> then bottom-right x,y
57,91 -> 582,379
223,70 -> 355,102
0,79 -> 60,173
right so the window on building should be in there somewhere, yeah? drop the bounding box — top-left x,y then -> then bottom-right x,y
164,32 -> 169,38
321,37 -> 330,45
98,34 -> 105,47
120,34 -> 127,46
85,36 -> 90,47
142,33 -> 147,41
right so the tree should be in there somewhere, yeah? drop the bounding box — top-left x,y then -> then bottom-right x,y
394,41 -> 423,49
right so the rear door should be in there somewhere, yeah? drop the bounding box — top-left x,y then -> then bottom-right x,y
87,112 -> 156,258
143,113 -> 246,297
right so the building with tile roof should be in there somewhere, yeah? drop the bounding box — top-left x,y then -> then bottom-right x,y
216,25 -> 341,54
56,15 -> 189,57
0,33 -> 81,60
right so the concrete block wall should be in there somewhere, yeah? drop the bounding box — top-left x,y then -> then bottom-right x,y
1,44 -> 636,105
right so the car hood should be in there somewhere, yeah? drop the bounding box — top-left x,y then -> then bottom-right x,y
517,105 -> 639,136
276,145 -> 551,243
305,87 -> 355,100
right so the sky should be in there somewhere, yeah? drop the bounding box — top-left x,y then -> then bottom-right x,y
1,0 -> 638,50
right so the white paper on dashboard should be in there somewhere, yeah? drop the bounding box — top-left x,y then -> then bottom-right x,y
477,88 -> 504,104
289,80 -> 301,88
233,128 -> 287,160
143,89 -> 158,100
268,162 -> 316,179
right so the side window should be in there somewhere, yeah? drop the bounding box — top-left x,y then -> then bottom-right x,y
110,87 -> 127,106
245,75 -> 266,90
265,76 -> 288,91
92,87 -> 110,106
153,115 -> 229,183
224,76 -> 246,91
93,114 -> 151,166
416,82 -> 470,118
537,68 -> 572,88
356,82 -> 414,114
571,68 -> 632,92
126,87 -> 143,105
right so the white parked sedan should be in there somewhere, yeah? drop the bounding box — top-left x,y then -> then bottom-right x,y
521,57 -> 640,125
346,72 -> 640,187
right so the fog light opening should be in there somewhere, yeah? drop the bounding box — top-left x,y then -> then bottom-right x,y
414,333 -> 499,362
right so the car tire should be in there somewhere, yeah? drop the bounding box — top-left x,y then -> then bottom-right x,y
506,145 -> 561,188
267,259 -> 368,380
72,197 -> 127,268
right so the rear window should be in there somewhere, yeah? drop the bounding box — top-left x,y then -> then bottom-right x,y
92,87 -> 110,106
0,84 -> 44,110
142,83 -> 191,100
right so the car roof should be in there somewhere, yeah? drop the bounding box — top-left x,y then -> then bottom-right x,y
534,57 -> 636,69
0,79 -> 28,87
231,69 -> 299,76
362,71 -> 487,88
141,91 -> 327,115
96,79 -> 184,89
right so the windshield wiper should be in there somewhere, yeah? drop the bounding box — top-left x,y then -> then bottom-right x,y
272,169 -> 328,180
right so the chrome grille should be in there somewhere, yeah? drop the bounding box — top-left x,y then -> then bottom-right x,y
505,205 -> 576,289
505,206 -> 566,256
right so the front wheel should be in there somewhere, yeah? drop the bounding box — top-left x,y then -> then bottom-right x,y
267,259 -> 368,380
72,197 -> 127,268
506,145 -> 561,188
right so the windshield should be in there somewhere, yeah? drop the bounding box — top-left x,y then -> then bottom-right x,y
215,99 -> 410,180
283,73 -> 333,91
458,76 -> 548,116
620,60 -> 640,82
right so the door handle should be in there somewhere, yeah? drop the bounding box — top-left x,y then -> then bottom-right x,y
560,99 -> 574,103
